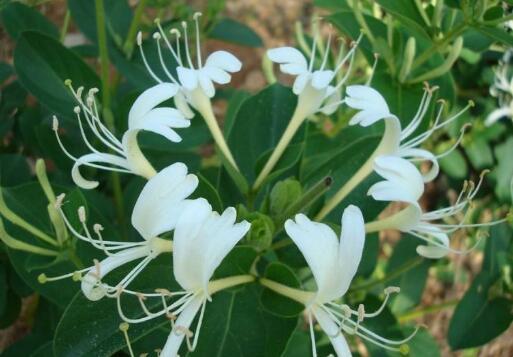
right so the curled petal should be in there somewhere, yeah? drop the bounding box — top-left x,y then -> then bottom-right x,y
72,153 -> 130,190
202,66 -> 231,85
293,73 -> 310,95
128,83 -> 179,128
398,147 -> 439,183
346,85 -> 392,126
199,75 -> 216,98
132,163 -> 198,240
205,50 -> 242,72
267,47 -> 308,73
485,106 -> 510,126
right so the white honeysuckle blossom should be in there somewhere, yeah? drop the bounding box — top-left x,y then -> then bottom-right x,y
315,84 -> 471,220
253,32 -> 365,189
53,82 -> 189,189
115,198 -> 252,356
137,12 -> 241,169
261,206 -> 415,356
365,166 -> 504,259
267,32 -> 363,117
346,84 -> 471,183
39,163 -> 198,301
486,50 -> 513,126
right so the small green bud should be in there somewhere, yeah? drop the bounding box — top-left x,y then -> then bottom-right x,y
38,273 -> 48,284
399,344 -> 410,355
239,208 -> 275,251
270,179 -> 303,218
399,37 -> 416,83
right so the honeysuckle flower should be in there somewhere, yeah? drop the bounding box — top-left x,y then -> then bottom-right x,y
53,82 -> 189,189
38,163 -> 198,300
261,206 -> 416,356
486,50 -> 513,126
137,12 -> 241,169
115,198 -> 252,356
253,32 -> 364,190
315,84 -> 471,220
365,169 -> 506,259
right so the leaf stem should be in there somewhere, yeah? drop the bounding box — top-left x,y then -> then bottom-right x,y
95,0 -> 126,234
411,23 -> 467,71
123,0 -> 149,58
60,9 -> 71,43
348,256 -> 424,294
398,299 -> 458,323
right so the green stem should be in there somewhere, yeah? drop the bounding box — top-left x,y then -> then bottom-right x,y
0,188 -> 58,247
208,275 -> 255,295
411,23 -> 466,71
259,278 -> 314,304
352,0 -> 376,46
123,0 -> 149,58
60,9 -> 71,43
398,299 -> 458,323
275,176 -> 333,229
95,0 -> 126,234
348,256 -> 424,294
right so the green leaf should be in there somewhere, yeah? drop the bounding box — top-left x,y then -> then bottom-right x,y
482,223 -> 512,278
14,31 -> 100,118
260,262 -> 304,317
227,84 -> 300,184
448,272 -> 513,350
0,61 -> 13,83
494,137 -> 513,202
475,26 -> 513,47
210,18 -> 263,47
439,149 -> 468,180
190,173 -> 224,212
0,154 -> 31,187
0,262 -> 6,316
0,2 -> 59,39
375,0 -> 432,40
314,0 -> 350,10
402,327 -> 440,357
387,237 -> 430,314
464,137 -> 494,169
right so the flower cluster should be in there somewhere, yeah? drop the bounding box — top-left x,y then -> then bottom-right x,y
487,49 -> 513,126
28,15 -> 506,357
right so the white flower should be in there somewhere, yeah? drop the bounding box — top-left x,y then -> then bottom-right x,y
114,198 -> 251,357
267,32 -> 362,117
161,198 -> 250,355
366,168 -> 503,259
486,50 -> 513,126
346,84 -> 471,183
137,13 -> 241,117
41,163 -> 198,301
53,82 -> 190,189
136,12 -> 241,169
283,206 -> 414,356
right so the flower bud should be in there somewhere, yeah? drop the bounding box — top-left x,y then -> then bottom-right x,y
269,179 -> 303,217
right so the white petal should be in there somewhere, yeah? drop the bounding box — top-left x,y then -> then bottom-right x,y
81,246 -> 148,301
398,147 -> 439,183
293,73 -> 310,95
320,86 -> 341,115
72,153 -> 130,190
311,70 -> 335,89
128,83 -> 179,128
485,106 -> 510,126
280,63 -> 308,76
177,67 -> 199,91
161,295 -> 205,357
417,245 -> 449,259
312,305 -> 352,357
202,66 -> 231,84
337,205 -> 365,297
174,90 -> 195,119
205,50 -> 242,72
346,85 -> 391,126
199,74 -> 216,98
267,47 -> 307,69
285,214 -> 339,302
369,155 -> 424,203
173,198 -> 213,291
132,163 -> 198,240
139,108 -> 190,128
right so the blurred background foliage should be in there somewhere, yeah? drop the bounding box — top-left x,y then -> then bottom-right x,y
0,0 -> 512,356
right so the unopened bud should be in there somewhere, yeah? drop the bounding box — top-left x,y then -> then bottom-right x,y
399,37 -> 416,83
